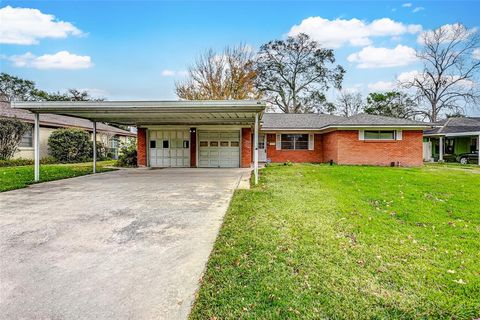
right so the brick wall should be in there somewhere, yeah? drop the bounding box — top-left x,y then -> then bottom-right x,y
266,133 -> 323,163
322,131 -> 339,163
137,128 -> 147,167
334,130 -> 424,166
241,128 -> 252,168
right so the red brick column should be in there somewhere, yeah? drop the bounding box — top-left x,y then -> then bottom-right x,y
190,128 -> 197,168
241,128 -> 252,168
137,128 -> 147,167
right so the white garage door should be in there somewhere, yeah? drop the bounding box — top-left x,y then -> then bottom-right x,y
198,131 -> 240,168
149,130 -> 190,167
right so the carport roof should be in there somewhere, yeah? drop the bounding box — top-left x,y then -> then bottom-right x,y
12,100 -> 266,126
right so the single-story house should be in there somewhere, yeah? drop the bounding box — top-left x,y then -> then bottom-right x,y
12,100 -> 432,184
423,117 -> 480,164
1,101 -> 136,159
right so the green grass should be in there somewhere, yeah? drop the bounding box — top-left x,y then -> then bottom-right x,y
0,160 -> 116,192
190,164 -> 480,319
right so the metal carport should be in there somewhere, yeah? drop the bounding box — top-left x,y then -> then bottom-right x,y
12,100 -> 266,184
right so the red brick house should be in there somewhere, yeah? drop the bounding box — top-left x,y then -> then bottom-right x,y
261,113 -> 428,167
13,100 -> 431,184
132,105 -> 430,168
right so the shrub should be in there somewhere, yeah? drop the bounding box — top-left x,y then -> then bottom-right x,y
116,142 -> 137,167
0,156 -> 58,167
0,158 -> 33,167
0,118 -> 30,160
95,141 -> 112,160
48,128 -> 92,163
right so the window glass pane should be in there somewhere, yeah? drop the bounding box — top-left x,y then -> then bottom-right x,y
220,141 -> 229,147
183,140 -> 189,148
150,140 -> 156,148
281,134 -> 309,150
296,134 -> 309,142
281,141 -> 294,149
199,141 -> 208,147
471,138 -> 478,152
364,130 -> 396,140
163,140 -> 169,148
210,141 -> 219,147
364,131 -> 379,139
295,141 -> 308,149
379,131 -> 395,140
281,134 -> 294,150
19,127 -> 33,147
230,141 -> 239,147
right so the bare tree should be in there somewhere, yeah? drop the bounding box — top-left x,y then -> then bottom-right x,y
336,91 -> 363,117
175,45 -> 260,100
255,33 -> 344,113
401,23 -> 480,122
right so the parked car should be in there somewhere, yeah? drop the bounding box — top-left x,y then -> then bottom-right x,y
456,151 -> 479,164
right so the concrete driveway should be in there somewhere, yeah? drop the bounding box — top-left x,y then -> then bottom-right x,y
0,168 -> 249,320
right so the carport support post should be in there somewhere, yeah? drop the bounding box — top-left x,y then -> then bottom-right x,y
92,121 -> 97,173
34,113 -> 40,182
254,113 -> 259,185
439,136 -> 444,162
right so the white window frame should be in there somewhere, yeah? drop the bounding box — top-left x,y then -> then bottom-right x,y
278,133 -> 311,150
361,130 -> 398,141
19,125 -> 33,148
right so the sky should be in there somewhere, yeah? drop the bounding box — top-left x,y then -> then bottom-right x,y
0,0 -> 479,114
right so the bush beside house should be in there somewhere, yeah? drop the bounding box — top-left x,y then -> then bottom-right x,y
116,142 -> 137,167
0,118 -> 30,160
48,128 -> 111,163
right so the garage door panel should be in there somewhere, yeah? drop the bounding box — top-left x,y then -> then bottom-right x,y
149,130 -> 189,167
198,131 -> 240,168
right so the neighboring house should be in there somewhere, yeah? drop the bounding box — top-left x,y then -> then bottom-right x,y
13,100 -> 431,170
423,117 -> 480,163
1,101 -> 136,160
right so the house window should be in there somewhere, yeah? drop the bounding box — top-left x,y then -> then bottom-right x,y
110,136 -> 120,149
281,134 -> 308,150
19,126 -> 33,147
471,137 -> 478,152
445,138 -> 455,154
364,130 -> 396,140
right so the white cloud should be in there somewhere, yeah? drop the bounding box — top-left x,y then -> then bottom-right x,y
10,51 -> 92,69
0,6 -> 83,45
161,69 -> 176,77
368,81 -> 396,91
473,48 -> 480,60
287,17 -> 422,48
397,70 -> 421,83
417,23 -> 477,44
161,69 -> 187,77
402,3 -> 412,7
347,45 -> 418,68
412,7 -> 425,13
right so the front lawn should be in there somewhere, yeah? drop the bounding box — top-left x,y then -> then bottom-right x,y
0,160 -> 116,192
191,164 -> 480,319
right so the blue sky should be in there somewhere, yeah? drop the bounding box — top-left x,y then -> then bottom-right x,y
1,0 -> 479,111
